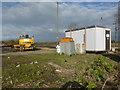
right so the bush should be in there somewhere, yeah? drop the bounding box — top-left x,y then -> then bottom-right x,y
82,55 -> 117,89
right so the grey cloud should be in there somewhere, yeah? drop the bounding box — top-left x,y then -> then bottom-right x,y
60,3 -> 117,28
2,2 -> 117,42
2,0 -> 120,2
3,3 -> 56,26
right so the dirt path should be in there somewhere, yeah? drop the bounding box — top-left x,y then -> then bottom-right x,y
48,62 -> 74,76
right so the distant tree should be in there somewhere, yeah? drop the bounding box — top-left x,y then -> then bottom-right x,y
68,23 -> 78,37
2,40 -> 18,45
68,23 -> 78,30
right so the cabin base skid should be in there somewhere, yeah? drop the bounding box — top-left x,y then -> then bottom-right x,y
86,51 -> 110,54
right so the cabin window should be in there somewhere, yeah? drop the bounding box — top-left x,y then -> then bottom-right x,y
106,34 -> 109,37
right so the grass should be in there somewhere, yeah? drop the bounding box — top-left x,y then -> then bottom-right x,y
111,42 -> 120,47
2,52 -> 118,88
0,56 -> 2,89
0,67 -> 2,89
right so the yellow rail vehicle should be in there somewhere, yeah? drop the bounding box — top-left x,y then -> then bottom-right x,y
13,35 -> 35,51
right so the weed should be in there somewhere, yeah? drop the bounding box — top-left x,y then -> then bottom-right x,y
86,81 -> 97,89
2,53 -> 118,88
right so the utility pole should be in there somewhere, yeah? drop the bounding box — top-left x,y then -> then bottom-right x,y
100,17 -> 103,26
113,7 -> 119,50
115,22 -> 117,48
56,2 -> 59,44
70,28 -> 72,38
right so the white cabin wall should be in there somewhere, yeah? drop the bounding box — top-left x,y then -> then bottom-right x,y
66,32 -> 71,37
66,30 -> 85,53
73,30 -> 85,44
65,27 -> 111,52
66,30 -> 85,44
86,28 -> 96,51
95,27 -> 105,51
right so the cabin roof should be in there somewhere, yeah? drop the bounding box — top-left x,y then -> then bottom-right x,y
65,25 -> 110,32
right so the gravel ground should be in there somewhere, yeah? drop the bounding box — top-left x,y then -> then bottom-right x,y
1,47 -> 56,56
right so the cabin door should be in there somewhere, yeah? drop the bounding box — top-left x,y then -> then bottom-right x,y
105,30 -> 110,51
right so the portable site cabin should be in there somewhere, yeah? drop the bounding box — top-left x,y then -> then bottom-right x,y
65,25 -> 111,53
59,37 -> 75,55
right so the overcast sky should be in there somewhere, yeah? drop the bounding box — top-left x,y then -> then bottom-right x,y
2,2 -> 118,42
2,0 -> 120,2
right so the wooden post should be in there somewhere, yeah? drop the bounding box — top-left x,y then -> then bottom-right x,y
95,25 -> 97,52
84,25 -> 87,52
70,28 -> 72,38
